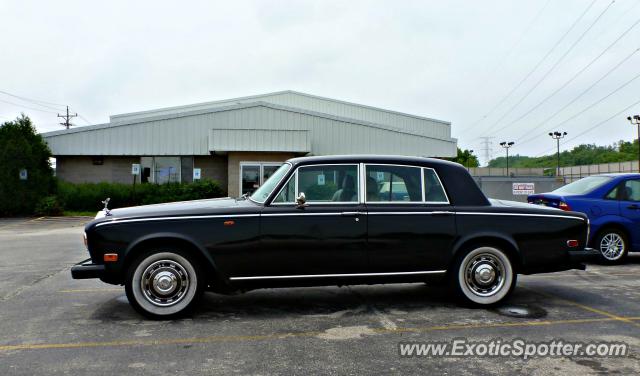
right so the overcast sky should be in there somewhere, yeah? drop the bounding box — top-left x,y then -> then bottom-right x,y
1,0 -> 639,164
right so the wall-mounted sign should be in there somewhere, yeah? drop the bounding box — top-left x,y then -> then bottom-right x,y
513,182 -> 535,195
317,174 -> 325,185
19,169 -> 27,180
193,168 -> 201,180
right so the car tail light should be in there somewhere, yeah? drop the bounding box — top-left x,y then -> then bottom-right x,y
104,254 -> 118,262
566,240 -> 579,248
558,201 -> 571,211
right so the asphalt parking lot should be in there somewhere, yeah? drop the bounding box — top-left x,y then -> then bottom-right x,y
1,217 -> 639,375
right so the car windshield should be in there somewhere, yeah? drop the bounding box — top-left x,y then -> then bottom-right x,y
250,163 -> 291,203
552,176 -> 612,195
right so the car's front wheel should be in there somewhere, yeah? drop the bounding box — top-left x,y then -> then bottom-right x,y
596,229 -> 628,264
125,249 -> 204,319
451,246 -> 516,306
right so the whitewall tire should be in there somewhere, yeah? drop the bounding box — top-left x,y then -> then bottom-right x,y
125,250 -> 203,319
452,246 -> 516,306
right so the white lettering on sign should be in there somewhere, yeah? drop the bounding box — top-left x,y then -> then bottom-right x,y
513,183 -> 535,195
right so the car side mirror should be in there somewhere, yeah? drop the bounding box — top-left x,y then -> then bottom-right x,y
296,192 -> 307,208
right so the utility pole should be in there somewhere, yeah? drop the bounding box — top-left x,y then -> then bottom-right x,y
57,106 -> 77,129
478,136 -> 494,167
467,149 -> 474,171
548,131 -> 567,177
627,115 -> 640,173
499,141 -> 514,176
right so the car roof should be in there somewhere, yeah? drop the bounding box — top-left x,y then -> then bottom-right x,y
287,154 -> 460,168
594,173 -> 640,178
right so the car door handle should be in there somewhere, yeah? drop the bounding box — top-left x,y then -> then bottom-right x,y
340,212 -> 360,217
627,204 -> 640,210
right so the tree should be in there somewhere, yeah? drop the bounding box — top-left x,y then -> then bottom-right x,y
446,148 -> 479,168
0,115 -> 56,215
487,139 -> 640,169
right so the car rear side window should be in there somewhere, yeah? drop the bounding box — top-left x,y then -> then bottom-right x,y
365,165 -> 422,202
424,168 -> 448,203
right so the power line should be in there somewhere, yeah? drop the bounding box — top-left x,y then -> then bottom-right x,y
0,90 -> 66,109
514,47 -> 640,145
0,98 -> 58,114
490,16 -> 640,138
534,97 -> 640,157
482,0 -> 616,136
518,68 -> 640,148
457,0 -> 553,132
458,0 -> 599,135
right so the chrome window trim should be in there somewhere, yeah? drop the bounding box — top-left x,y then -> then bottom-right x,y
362,163 -> 451,205
229,270 -> 446,281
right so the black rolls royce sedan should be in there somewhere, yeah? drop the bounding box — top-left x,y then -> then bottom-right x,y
72,155 -> 598,319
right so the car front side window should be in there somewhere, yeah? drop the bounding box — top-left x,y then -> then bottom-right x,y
297,164 -> 359,203
622,179 -> 640,202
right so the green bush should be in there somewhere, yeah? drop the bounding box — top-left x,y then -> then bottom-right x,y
34,196 -> 64,216
56,179 -> 225,212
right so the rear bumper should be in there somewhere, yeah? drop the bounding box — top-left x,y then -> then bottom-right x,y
71,258 -> 105,279
567,248 -> 600,270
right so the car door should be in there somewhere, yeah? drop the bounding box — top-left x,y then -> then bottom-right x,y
365,164 -> 456,272
256,163 -> 368,277
619,178 -> 640,250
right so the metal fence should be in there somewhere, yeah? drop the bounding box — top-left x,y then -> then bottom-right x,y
559,161 -> 639,182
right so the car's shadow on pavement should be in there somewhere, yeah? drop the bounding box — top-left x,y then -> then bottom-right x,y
88,282 -> 549,322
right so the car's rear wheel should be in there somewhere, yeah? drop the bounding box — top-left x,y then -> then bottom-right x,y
125,249 -> 204,319
596,229 -> 628,264
451,246 -> 516,306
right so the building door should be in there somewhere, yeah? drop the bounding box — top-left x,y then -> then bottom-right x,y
240,162 -> 283,196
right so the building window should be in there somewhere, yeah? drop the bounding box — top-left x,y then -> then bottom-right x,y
240,162 -> 283,195
154,156 -> 181,184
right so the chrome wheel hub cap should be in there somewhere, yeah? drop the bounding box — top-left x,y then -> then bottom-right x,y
141,260 -> 189,307
474,264 -> 496,285
600,233 -> 624,260
464,253 -> 505,297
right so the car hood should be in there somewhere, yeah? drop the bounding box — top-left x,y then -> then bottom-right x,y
95,197 -> 251,220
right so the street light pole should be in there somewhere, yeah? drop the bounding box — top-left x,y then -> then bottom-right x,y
467,149 -> 474,171
628,115 -> 640,173
499,142 -> 514,176
548,131 -> 567,177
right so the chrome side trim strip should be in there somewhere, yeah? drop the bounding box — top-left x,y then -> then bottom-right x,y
229,270 -> 447,281
94,214 -> 260,227
455,212 -> 586,221
367,211 -> 453,215
261,212 -> 344,217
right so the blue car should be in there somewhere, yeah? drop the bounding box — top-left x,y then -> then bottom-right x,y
528,173 -> 640,263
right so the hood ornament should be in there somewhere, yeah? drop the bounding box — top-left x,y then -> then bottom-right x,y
101,197 -> 112,216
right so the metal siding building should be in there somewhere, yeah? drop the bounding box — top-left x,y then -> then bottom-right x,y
42,91 -> 456,196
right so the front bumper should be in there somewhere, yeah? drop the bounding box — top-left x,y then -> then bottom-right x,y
71,258 -> 105,279
567,247 -> 600,270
